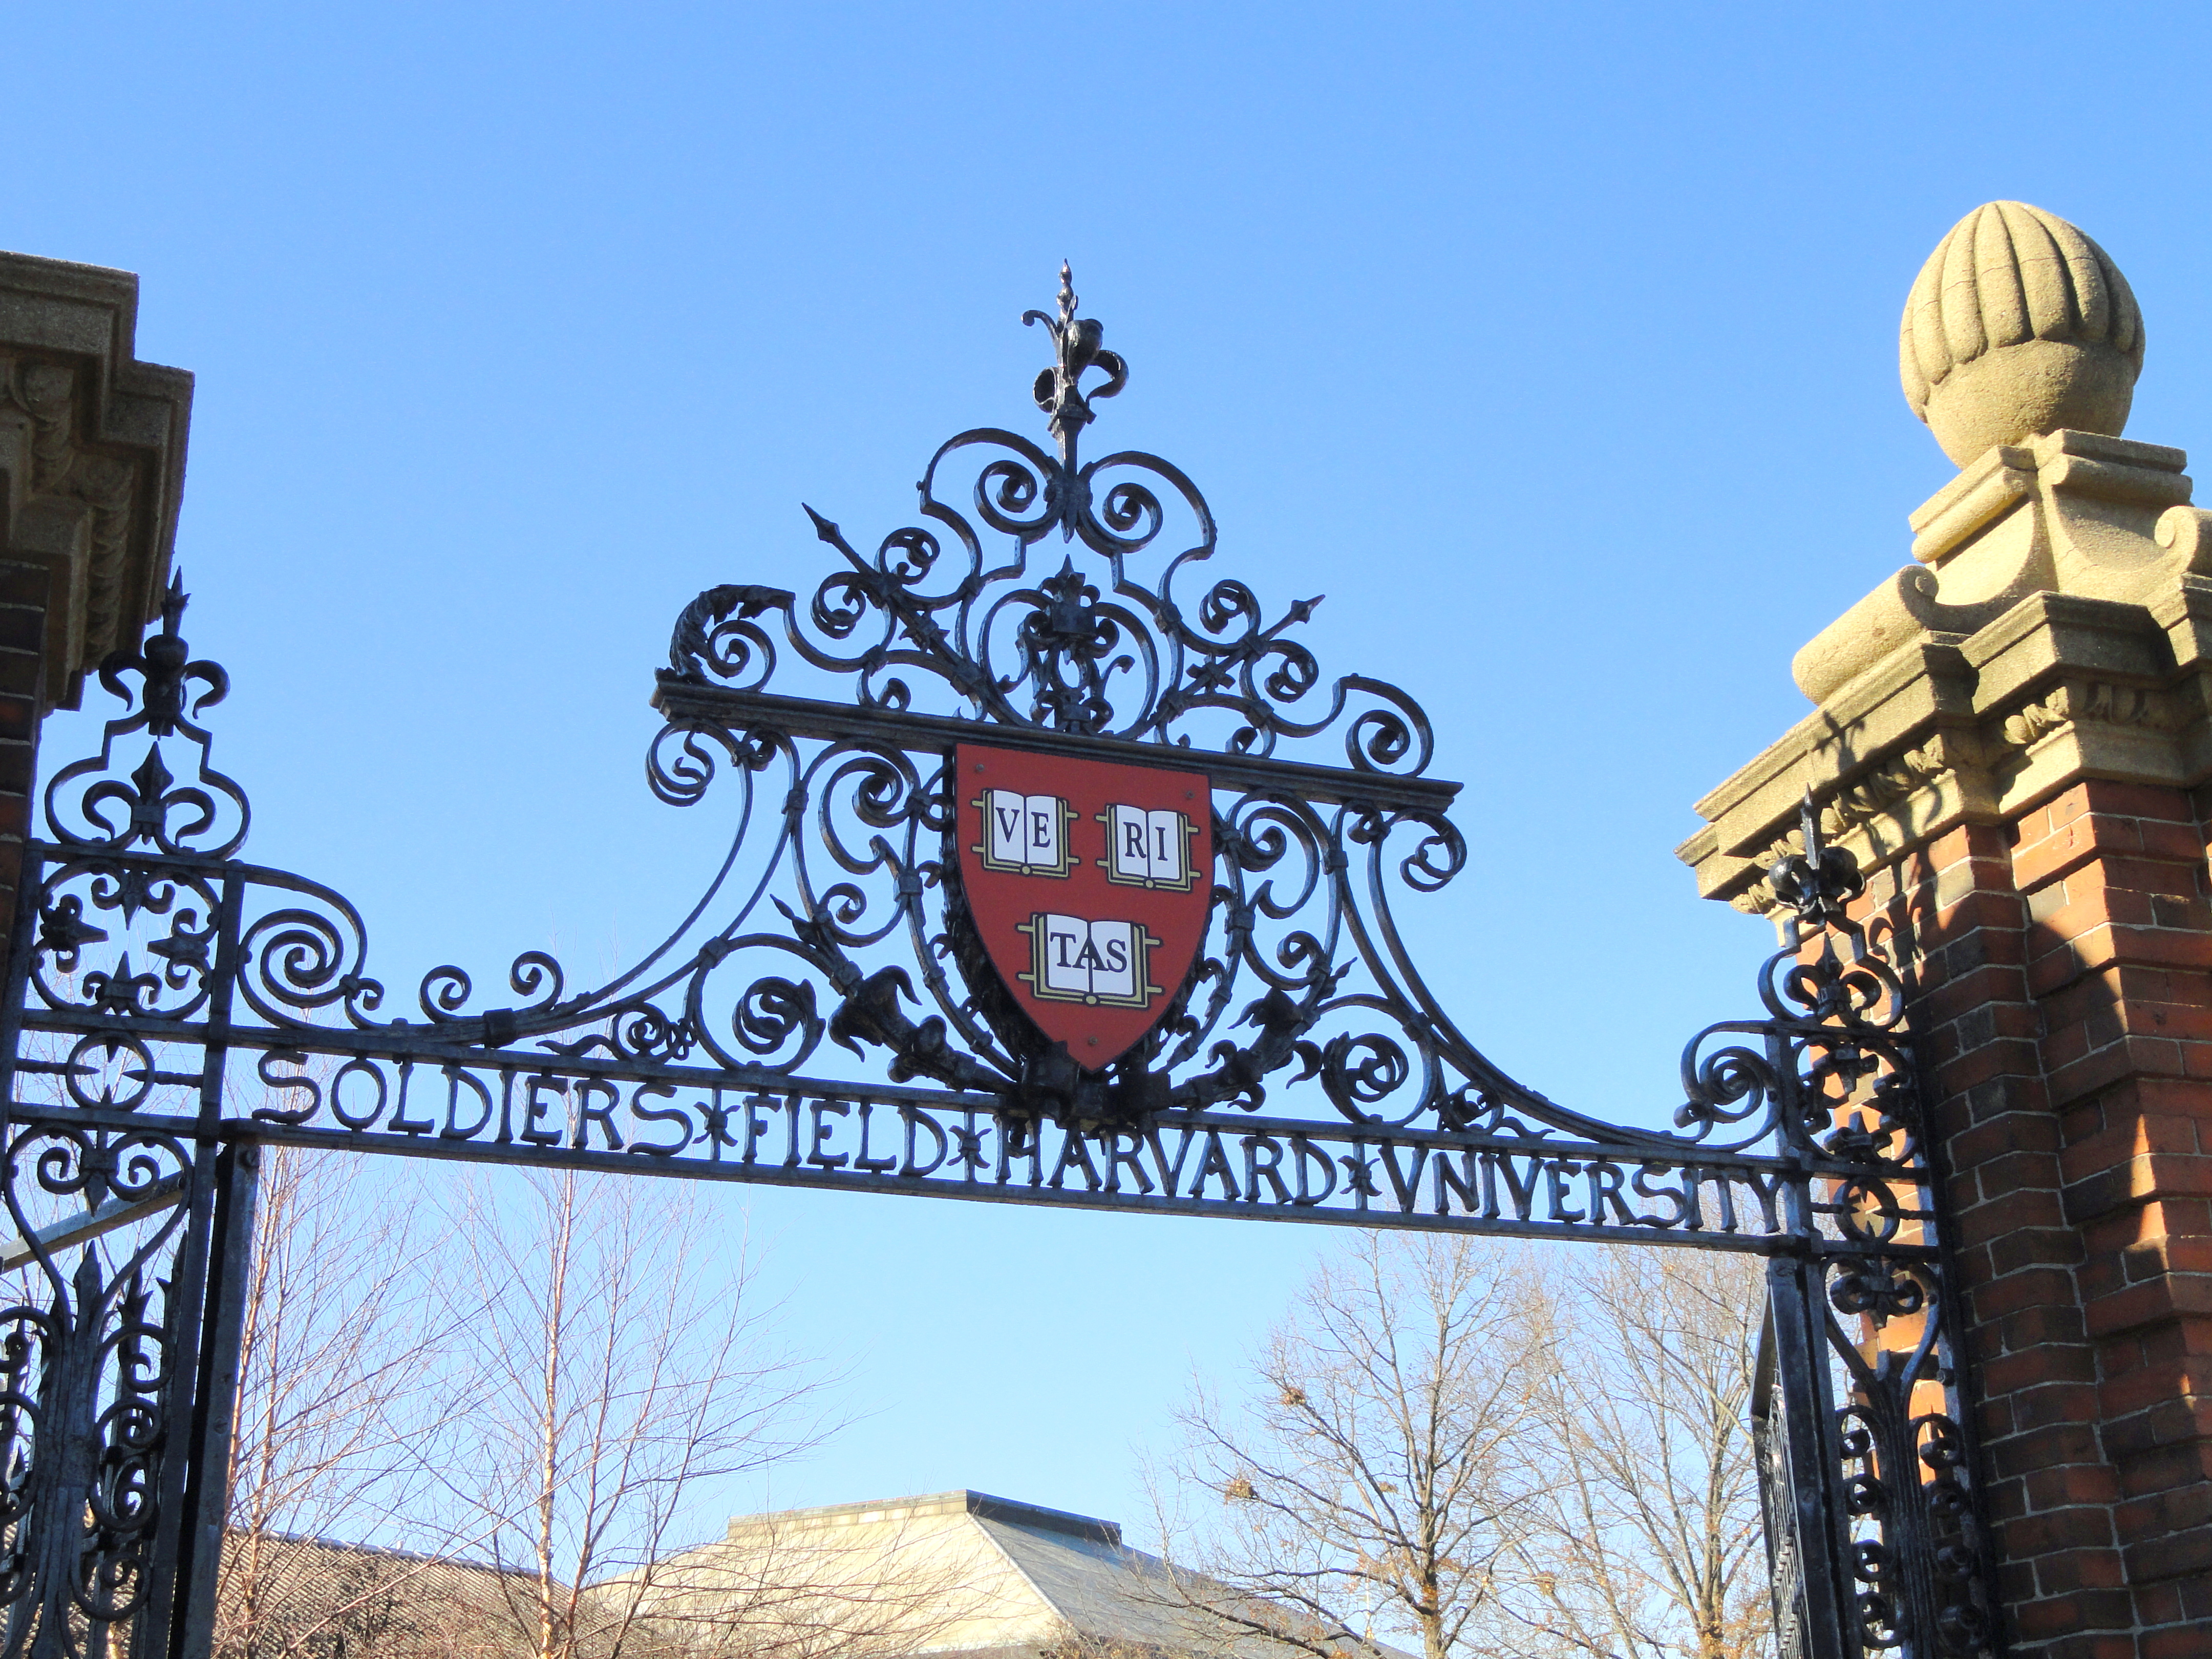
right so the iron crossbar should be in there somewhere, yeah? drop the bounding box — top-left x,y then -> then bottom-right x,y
649,679 -> 1464,814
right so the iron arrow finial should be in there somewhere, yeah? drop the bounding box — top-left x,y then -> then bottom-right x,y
1023,261 -> 1127,467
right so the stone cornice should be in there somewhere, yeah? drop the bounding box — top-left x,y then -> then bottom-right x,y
1679,580 -> 2212,914
0,252 -> 193,710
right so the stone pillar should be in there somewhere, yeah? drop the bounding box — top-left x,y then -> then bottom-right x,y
1682,203 -> 2208,1659
0,253 -> 194,956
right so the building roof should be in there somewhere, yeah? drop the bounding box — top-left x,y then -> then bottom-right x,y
215,1492 -> 1411,1659
628,1490 -> 1401,1659
215,1529 -> 546,1659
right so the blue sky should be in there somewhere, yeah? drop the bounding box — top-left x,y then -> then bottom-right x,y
13,2 -> 2212,1543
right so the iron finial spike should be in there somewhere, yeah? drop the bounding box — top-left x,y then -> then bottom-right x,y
1058,260 -> 1077,328
1799,787 -> 1820,862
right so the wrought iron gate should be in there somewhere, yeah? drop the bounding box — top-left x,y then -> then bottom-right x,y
0,269 -> 1996,1659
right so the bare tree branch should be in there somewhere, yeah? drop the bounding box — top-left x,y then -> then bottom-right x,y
1155,1235 -> 1556,1659
216,1142 -> 484,1659
426,1167 -> 837,1659
1506,1246 -> 1771,1659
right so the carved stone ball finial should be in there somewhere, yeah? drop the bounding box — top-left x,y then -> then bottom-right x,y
1900,201 -> 2145,466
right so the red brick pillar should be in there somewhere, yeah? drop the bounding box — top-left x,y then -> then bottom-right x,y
1852,785 -> 2210,1656
1685,584 -> 2212,1655
2010,781 -> 2210,1646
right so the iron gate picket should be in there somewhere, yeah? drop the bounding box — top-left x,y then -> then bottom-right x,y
0,269 -> 1996,1659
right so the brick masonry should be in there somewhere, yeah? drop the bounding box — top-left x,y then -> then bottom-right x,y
0,561 -> 48,968
1853,780 -> 2212,1658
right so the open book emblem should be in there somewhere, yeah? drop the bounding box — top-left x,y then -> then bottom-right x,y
1098,804 -> 1199,890
1016,914 -> 1163,1007
950,742 -> 1213,1071
974,790 -> 1075,878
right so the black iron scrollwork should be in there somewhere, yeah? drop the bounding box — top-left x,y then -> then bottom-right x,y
661,272 -> 1420,769
13,274 -> 1979,1197
1719,799 -> 1992,1656
0,1122 -> 192,1659
635,272 -> 1629,1151
43,575 -> 247,862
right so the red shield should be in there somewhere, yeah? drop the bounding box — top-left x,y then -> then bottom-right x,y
952,742 -> 1213,1071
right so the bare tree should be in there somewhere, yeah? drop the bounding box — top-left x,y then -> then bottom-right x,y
1158,1236 -> 1774,1659
1157,1234 -> 1557,1659
200,1148 -> 904,1659
215,1143 -> 478,1659
1506,1246 -> 1770,1659
1038,1624 -> 1184,1659
426,1168 -> 833,1659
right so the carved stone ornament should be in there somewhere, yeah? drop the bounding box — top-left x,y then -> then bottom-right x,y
0,253 -> 194,709
1788,206 -> 2208,714
1677,207 -> 2212,920
1901,201 -> 2144,466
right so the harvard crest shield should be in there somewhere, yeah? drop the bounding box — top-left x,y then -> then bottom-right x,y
950,741 -> 1213,1070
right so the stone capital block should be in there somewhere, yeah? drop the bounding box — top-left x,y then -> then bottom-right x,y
1683,574 -> 2212,920
0,251 -> 194,711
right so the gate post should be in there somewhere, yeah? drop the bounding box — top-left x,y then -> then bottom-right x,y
0,252 -> 195,966
1683,202 -> 2210,1656
168,1140 -> 259,1659
0,254 -> 202,1657
1754,1256 -> 1851,1659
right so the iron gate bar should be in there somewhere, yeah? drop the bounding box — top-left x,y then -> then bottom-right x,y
1760,1257 -> 1852,1659
648,682 -> 1465,814
0,1174 -> 185,1271
0,265 -> 2001,1659
169,1142 -> 257,1659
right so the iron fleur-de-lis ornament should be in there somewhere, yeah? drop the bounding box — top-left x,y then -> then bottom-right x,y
100,571 -> 229,739
1024,261 -> 1127,465
1766,789 -> 1865,937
